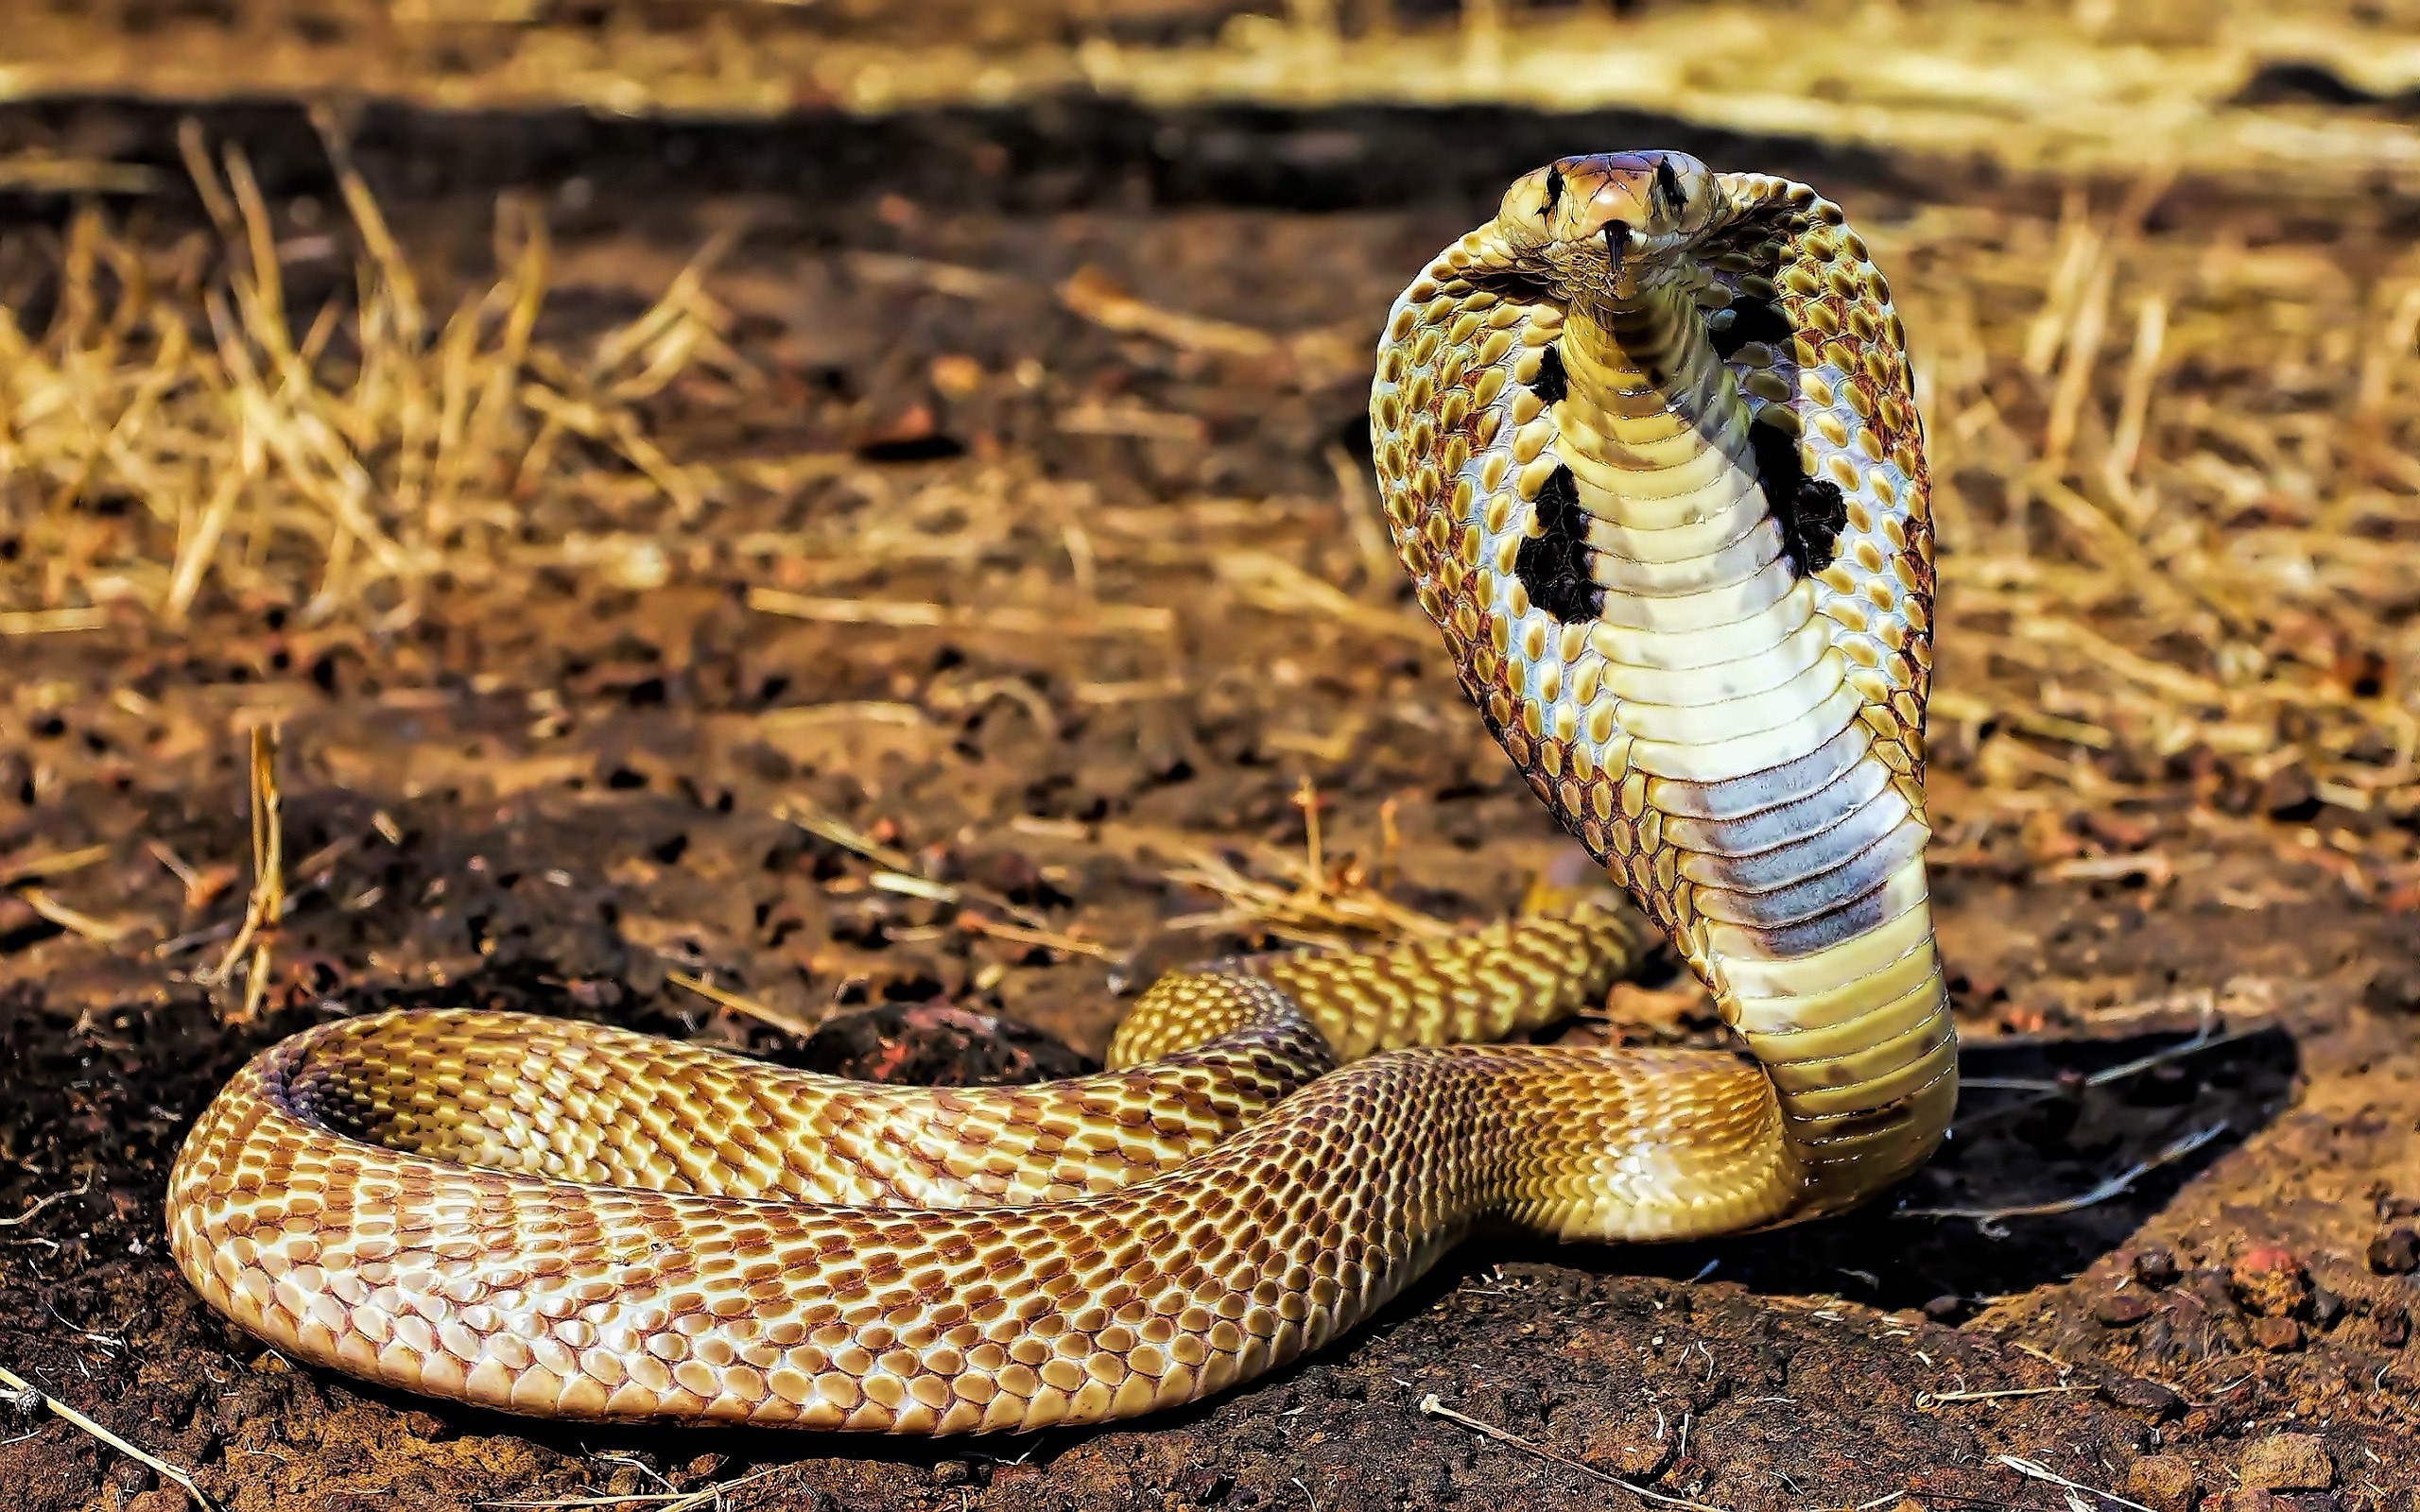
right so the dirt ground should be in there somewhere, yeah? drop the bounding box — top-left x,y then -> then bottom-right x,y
6,92 -> 2420,1512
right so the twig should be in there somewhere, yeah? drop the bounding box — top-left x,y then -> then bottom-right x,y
0,1363 -> 222,1512
958,914 -> 1116,960
775,796 -> 914,872
747,589 -> 1174,638
1961,1000 -> 2237,1093
15,889 -> 134,944
1212,551 -> 1430,643
1418,1396 -> 1731,1512
479,1463 -> 789,1510
664,970 -> 818,1037
0,1178 -> 89,1228
0,608 -> 109,635
1995,1455 -> 2154,1512
0,844 -> 111,886
774,796 -> 1055,930
1057,266 -> 1281,358
205,724 -> 285,1020
1897,1124 -> 2228,1227
1916,1383 -> 2097,1406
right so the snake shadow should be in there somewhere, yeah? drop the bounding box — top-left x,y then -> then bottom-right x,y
1533,1018 -> 2299,1314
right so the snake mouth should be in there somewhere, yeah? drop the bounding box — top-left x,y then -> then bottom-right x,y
1601,219 -> 1631,282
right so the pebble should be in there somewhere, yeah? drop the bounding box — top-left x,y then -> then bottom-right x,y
2367,1227 -> 2419,1275
2308,1285 -> 2344,1329
2131,1246 -> 2182,1288
2092,1291 -> 2152,1327
2101,1374 -> 2184,1419
2377,1304 -> 2411,1348
2251,1314 -> 2304,1351
2231,1246 -> 2309,1316
2238,1433 -> 2334,1491
2123,1453 -> 2196,1512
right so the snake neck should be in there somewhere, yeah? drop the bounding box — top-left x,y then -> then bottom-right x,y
1544,285 -> 1955,1211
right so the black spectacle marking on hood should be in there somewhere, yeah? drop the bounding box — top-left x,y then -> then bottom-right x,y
1708,296 -> 1795,360
1540,165 -> 1565,218
1514,465 -> 1603,624
1749,421 -> 1848,576
1530,343 -> 1569,406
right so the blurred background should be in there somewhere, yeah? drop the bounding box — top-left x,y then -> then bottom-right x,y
6,4 -> 2420,1511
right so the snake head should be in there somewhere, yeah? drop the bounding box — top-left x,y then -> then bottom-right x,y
1496,151 -> 1725,301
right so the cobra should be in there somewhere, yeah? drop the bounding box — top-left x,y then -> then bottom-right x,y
167,150 -> 1953,1434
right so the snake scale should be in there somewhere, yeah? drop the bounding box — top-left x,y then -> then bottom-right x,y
168,152 -> 1954,1433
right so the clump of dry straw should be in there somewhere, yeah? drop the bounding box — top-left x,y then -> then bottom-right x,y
0,108 -> 739,630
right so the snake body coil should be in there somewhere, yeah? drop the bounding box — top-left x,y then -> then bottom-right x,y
168,152 -> 1953,1432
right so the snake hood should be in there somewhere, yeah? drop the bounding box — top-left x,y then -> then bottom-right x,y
1493,151 -> 1727,303
1371,151 -> 1957,1217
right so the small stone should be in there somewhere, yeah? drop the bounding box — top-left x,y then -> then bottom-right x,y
2133,1246 -> 2183,1288
2102,1374 -> 2185,1419
2368,1228 -> 2419,1275
931,1460 -> 972,1487
2364,961 -> 2420,1015
2377,1304 -> 2411,1348
604,1467 -> 649,1498
2252,1315 -> 2305,1351
1920,1294 -> 1963,1321
2094,1291 -> 2153,1327
1172,1466 -> 1233,1503
2309,1286 -> 2344,1329
2233,1246 -> 2311,1316
2239,1433 -> 2334,1492
2124,1453 -> 2197,1512
402,1410 -> 450,1440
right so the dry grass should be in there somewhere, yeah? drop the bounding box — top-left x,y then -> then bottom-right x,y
0,112 -> 740,629
6,4 -> 2420,189
1871,182 -> 2420,853
6,56 -> 2420,905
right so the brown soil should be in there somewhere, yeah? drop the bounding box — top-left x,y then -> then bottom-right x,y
3,97 -> 2420,1512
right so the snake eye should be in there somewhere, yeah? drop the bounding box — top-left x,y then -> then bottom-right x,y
1653,160 -> 1685,218
1538,165 -> 1565,221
